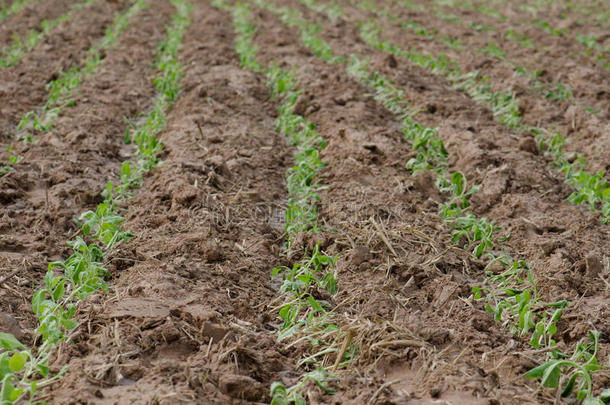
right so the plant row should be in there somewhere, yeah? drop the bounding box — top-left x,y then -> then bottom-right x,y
0,0 -> 97,69
350,4 -> 610,223
263,1 -> 609,402
0,0 -> 146,175
367,0 -> 581,109
15,0 -> 148,143
484,0 -> 610,55
213,1 -> 352,403
428,0 -> 610,70
0,1 -> 191,402
0,0 -> 39,20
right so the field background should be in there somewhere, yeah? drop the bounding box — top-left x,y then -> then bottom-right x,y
0,0 -> 609,403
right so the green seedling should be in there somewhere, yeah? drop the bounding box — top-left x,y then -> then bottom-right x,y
271,367 -> 338,405
39,239 -> 108,342
535,130 -> 610,222
470,22 -> 492,32
436,172 -> 501,258
0,164 -> 13,175
481,40 -> 505,59
15,0 -> 147,142
505,28 -> 533,47
542,82 -> 572,100
526,331 -> 610,403
289,1 -> 609,400
442,35 -> 464,50
0,332 -> 57,405
403,20 -> 435,37
576,34 -> 598,49
221,3 -> 351,401
79,202 -> 133,249
0,1 -> 193,403
301,0 -> 342,21
0,0 -> 39,20
585,107 -> 601,115
0,147 -> 22,174
273,245 -> 337,341
533,18 -> 566,36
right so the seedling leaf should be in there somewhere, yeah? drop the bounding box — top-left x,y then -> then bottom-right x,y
0,333 -> 25,350
8,353 -> 25,373
525,362 -> 552,379
541,362 -> 561,388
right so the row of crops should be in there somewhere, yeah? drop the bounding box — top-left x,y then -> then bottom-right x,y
1,0 -> 190,401
0,0 -> 608,403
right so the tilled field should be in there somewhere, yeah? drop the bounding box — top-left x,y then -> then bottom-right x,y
0,0 -> 608,404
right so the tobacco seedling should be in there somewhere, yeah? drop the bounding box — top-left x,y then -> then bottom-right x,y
504,28 -> 532,47
274,245 -> 337,340
290,2 -> 609,401
300,0 -> 342,21
79,202 -> 133,249
223,4 -> 348,401
15,0 -> 147,143
576,33 -> 598,49
271,367 -> 338,405
526,331 -> 610,404
481,40 -> 505,60
441,35 -> 464,50
0,0 -> 37,20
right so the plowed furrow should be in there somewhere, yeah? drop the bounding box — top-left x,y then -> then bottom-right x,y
0,0 -> 172,348
0,0 -> 129,143
46,2 -> 295,403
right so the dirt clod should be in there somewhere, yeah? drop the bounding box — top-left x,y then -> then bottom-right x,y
518,137 -> 539,155
218,374 -> 264,401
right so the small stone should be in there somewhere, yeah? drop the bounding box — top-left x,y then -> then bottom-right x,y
350,246 -> 370,266
429,386 -> 441,398
202,242 -> 223,262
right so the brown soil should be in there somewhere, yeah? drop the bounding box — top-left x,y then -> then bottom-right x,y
298,0 -> 610,343
0,0 -> 130,143
455,0 -> 610,57
0,0 -> 171,357
0,0 -> 608,404
373,0 -> 610,175
0,0 -> 75,46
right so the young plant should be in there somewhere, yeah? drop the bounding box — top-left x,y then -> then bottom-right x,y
271,368 -> 338,405
286,1 -> 608,400
16,0 -> 147,142
526,331 -> 610,404
219,3 -> 350,402
481,40 -> 505,60
0,0 -> 38,20
0,2 -> 193,403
